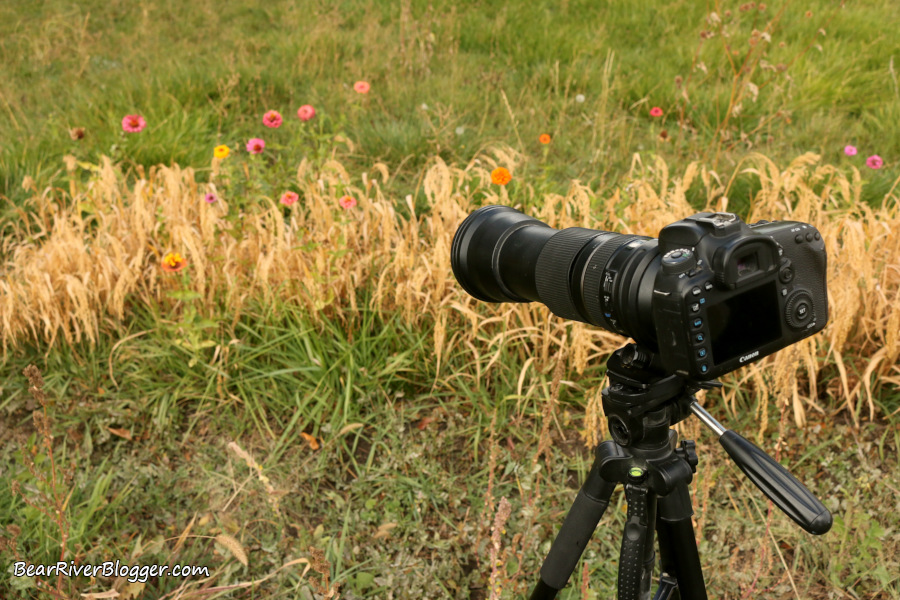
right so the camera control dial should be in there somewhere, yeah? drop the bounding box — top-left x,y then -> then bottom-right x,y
661,248 -> 696,275
785,290 -> 815,329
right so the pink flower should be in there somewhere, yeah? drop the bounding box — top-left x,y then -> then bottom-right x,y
339,195 -> 357,209
280,191 -> 299,206
649,107 -> 663,118
353,81 -> 371,94
263,110 -> 283,128
204,193 -> 217,203
297,104 -> 316,121
866,155 -> 884,169
246,138 -> 265,154
844,145 -> 858,156
121,114 -> 146,133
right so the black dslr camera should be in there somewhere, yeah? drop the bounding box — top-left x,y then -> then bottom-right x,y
451,206 -> 828,380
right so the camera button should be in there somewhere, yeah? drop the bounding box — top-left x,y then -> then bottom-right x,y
691,286 -> 701,296
805,232 -> 814,242
692,318 -> 703,328
779,266 -> 794,284
814,232 -> 821,240
695,333 -> 705,343
697,348 -> 707,358
795,234 -> 804,243
703,281 -> 713,291
699,363 -> 709,374
690,303 -> 700,312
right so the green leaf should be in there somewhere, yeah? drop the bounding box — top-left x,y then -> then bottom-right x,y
354,572 -> 375,589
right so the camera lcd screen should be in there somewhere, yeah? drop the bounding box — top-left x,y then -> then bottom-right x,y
706,281 -> 781,365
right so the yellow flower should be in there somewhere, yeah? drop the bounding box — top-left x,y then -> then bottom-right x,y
491,167 -> 512,186
214,145 -> 230,159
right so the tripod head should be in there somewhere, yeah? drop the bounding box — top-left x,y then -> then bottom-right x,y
602,342 -> 832,535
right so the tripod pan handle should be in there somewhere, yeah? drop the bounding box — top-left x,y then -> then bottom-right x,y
719,430 -> 832,535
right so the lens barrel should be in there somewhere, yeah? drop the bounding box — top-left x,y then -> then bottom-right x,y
451,205 -> 657,344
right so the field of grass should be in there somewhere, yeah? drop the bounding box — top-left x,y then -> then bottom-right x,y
1,1 -> 899,599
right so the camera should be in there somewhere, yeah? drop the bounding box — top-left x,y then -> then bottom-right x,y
451,205 -> 828,380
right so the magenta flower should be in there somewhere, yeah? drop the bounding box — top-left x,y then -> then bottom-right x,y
844,145 -> 858,156
353,81 -> 371,94
121,114 -> 146,133
339,195 -> 357,209
204,193 -> 218,204
263,110 -> 283,128
246,138 -> 265,154
280,191 -> 299,206
297,105 -> 316,121
866,155 -> 884,169
650,107 -> 663,118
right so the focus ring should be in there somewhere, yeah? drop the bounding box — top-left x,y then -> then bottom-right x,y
582,234 -> 637,328
535,228 -> 604,321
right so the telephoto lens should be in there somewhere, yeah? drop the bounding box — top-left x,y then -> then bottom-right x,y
451,204 -> 829,381
450,205 -> 660,350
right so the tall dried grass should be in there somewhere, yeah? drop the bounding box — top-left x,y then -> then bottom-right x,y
2,147 -> 898,428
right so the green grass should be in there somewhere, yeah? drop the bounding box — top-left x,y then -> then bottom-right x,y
2,0 -> 900,598
2,0 -> 900,208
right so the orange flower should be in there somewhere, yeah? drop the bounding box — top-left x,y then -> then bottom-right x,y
491,167 -> 512,186
353,80 -> 371,94
539,134 -> 551,144
161,252 -> 188,272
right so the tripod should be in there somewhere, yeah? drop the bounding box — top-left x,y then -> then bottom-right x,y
528,344 -> 832,600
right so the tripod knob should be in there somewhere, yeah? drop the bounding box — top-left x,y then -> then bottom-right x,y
676,440 -> 699,473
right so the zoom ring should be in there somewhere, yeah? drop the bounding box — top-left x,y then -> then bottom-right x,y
535,228 -> 604,321
582,235 -> 640,329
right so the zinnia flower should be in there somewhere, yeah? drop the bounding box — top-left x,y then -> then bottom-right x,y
650,107 -> 664,117
297,105 -> 316,121
246,138 -> 265,154
575,94 -> 585,103
204,193 -> 217,203
844,145 -> 857,156
161,252 -> 187,272
353,80 -> 371,94
122,114 -> 146,133
214,145 -> 230,159
263,110 -> 283,128
539,134 -> 551,144
491,167 -> 512,186
866,155 -> 883,169
339,195 -> 357,209
281,191 -> 299,206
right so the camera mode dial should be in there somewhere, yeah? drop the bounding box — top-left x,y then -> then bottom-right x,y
661,248 -> 696,275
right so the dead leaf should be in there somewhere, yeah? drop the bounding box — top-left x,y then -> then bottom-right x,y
300,432 -> 320,450
373,522 -> 397,539
108,427 -> 133,441
120,581 -> 145,600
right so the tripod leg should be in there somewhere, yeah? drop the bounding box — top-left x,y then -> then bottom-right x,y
617,472 -> 657,600
655,484 -> 708,600
528,442 -> 619,600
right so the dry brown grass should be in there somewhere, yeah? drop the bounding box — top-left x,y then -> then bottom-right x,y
2,147 -> 898,430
